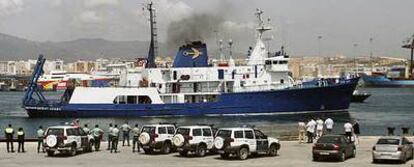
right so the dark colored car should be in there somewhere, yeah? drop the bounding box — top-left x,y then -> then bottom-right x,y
312,135 -> 356,162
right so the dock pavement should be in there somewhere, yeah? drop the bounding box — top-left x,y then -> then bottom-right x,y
0,136 -> 413,167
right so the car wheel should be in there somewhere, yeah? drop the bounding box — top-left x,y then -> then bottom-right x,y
351,148 -> 356,158
196,145 -> 206,157
143,148 -> 152,154
338,152 -> 345,162
179,150 -> 188,156
69,145 -> 77,156
47,150 -> 55,157
268,144 -> 278,156
238,147 -> 249,160
313,155 -> 319,161
87,141 -> 93,152
220,153 -> 230,159
162,142 -> 171,154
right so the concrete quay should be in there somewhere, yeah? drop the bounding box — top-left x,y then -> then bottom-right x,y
0,136 -> 413,167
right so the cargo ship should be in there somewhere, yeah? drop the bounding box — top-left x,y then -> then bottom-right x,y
361,34 -> 414,87
22,8 -> 358,118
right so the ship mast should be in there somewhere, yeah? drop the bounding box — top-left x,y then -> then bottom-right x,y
402,34 -> 414,79
145,2 -> 158,68
247,9 -> 272,65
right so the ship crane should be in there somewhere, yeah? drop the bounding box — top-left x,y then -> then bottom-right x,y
402,34 -> 414,79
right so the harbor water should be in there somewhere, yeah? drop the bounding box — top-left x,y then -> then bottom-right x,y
0,87 -> 413,138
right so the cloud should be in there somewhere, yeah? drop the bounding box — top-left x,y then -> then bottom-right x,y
0,0 -> 24,17
84,0 -> 119,8
79,10 -> 103,23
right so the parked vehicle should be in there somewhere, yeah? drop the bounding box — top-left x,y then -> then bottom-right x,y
43,126 -> 94,156
372,136 -> 414,163
172,125 -> 214,157
139,123 -> 176,154
312,135 -> 356,162
213,127 -> 280,160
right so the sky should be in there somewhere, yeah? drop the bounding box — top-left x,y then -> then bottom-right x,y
0,0 -> 414,58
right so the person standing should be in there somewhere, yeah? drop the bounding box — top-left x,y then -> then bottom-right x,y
298,121 -> 306,144
324,118 -> 334,134
132,124 -> 141,152
90,125 -> 104,151
37,126 -> 45,153
344,121 -> 353,142
110,125 -> 120,153
306,119 -> 316,143
107,123 -> 113,150
4,124 -> 15,153
353,120 -> 360,144
316,118 -> 324,138
17,128 -> 25,153
83,124 -> 90,134
121,122 -> 131,146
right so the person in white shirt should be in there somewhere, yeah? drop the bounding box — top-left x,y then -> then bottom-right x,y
324,118 -> 334,134
298,121 -> 306,144
306,119 -> 316,143
344,122 -> 353,142
316,118 -> 324,138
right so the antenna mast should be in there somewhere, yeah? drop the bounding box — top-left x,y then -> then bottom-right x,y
402,34 -> 414,79
145,2 -> 158,68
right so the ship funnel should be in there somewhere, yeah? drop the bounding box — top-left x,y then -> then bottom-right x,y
173,41 -> 208,68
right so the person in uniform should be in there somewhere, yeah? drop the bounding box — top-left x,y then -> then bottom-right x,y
4,124 -> 15,153
298,121 -> 306,144
83,124 -> 90,134
107,123 -> 113,150
37,126 -> 45,153
132,124 -> 140,152
90,125 -> 104,151
17,127 -> 25,153
110,124 -> 120,153
121,121 -> 131,146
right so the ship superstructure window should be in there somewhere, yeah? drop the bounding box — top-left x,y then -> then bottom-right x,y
114,95 -> 152,104
279,60 -> 288,64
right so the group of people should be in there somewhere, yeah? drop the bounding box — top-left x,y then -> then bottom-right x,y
3,124 -> 28,153
104,122 -> 141,153
297,118 -> 360,144
2,120 -> 142,154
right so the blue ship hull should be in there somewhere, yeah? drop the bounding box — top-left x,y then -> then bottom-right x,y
24,78 -> 359,118
361,74 -> 414,87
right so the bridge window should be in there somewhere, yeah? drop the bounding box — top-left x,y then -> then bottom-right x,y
279,60 -> 288,64
265,60 -> 272,65
114,95 -> 152,104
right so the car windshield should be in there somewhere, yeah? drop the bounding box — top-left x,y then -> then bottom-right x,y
47,128 -> 64,136
216,130 -> 232,138
317,136 -> 341,144
377,139 -> 400,145
141,127 -> 156,134
176,128 -> 190,136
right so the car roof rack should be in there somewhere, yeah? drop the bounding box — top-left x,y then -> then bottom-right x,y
158,122 -> 177,126
196,123 -> 214,127
241,125 -> 256,129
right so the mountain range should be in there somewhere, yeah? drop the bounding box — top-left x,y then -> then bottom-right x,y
0,33 -> 158,61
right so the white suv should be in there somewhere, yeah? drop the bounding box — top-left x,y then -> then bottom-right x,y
172,125 -> 215,157
214,127 -> 280,160
139,124 -> 176,154
43,126 -> 94,156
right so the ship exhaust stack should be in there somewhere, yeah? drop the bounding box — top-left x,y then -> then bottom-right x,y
173,41 -> 208,68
